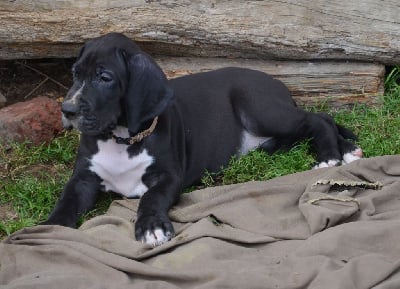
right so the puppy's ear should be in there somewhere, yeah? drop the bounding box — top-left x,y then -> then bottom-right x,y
74,43 -> 86,62
124,53 -> 173,134
77,45 -> 86,59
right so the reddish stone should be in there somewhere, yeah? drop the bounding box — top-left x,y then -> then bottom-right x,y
0,96 -> 63,146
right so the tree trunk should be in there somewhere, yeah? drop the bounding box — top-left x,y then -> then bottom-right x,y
156,57 -> 384,108
0,0 -> 399,64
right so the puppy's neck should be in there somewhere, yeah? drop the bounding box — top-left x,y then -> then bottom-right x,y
117,111 -> 152,136
112,126 -> 130,139
129,117 -> 158,137
111,116 -> 159,145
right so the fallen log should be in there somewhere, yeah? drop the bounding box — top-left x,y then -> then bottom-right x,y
156,57 -> 384,108
0,0 -> 399,64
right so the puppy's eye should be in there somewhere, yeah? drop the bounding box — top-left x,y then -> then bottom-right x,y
100,72 -> 113,82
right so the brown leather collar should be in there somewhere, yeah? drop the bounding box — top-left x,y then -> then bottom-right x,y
111,116 -> 159,145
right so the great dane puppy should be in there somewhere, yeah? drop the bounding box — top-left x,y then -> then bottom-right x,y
44,32 -> 362,246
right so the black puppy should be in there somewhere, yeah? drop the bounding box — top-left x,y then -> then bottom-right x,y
44,33 -> 362,246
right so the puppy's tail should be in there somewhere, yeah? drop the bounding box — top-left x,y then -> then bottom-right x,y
316,112 -> 358,141
336,124 -> 358,141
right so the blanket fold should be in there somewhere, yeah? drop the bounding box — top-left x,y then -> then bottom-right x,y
1,155 -> 400,288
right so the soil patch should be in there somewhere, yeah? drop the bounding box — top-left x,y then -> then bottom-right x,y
0,59 -> 75,237
24,163 -> 68,179
0,203 -> 18,223
0,58 -> 74,106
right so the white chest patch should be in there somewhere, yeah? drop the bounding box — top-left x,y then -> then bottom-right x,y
239,130 -> 272,155
89,127 -> 154,198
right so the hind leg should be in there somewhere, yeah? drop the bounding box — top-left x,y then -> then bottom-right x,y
338,135 -> 363,164
230,79 -> 360,167
304,114 -> 343,168
310,113 -> 363,168
259,137 -> 294,155
240,108 -> 344,167
317,112 -> 363,165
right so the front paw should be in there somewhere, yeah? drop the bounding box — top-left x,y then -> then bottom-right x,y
135,214 -> 174,246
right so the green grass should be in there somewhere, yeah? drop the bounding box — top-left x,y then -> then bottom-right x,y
1,66 -> 400,238
201,142 -> 315,187
0,131 -> 114,237
0,132 -> 76,236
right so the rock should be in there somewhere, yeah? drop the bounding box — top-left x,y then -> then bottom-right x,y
0,96 -> 63,146
0,92 -> 6,108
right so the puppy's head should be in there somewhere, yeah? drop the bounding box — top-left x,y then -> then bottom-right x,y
62,32 -> 173,136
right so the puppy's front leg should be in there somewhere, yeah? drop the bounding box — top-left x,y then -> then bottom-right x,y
43,172 -> 101,228
135,173 -> 181,246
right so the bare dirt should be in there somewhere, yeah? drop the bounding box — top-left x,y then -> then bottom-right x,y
0,59 -> 74,237
0,203 -> 17,222
0,59 -> 74,106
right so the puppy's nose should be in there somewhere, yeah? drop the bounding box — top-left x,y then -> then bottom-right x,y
61,102 -> 78,118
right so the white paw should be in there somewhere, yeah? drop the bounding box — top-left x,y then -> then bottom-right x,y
143,228 -> 171,247
313,159 -> 340,169
342,147 -> 363,164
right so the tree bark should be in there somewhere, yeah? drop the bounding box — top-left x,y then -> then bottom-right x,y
156,57 -> 384,108
0,0 -> 399,64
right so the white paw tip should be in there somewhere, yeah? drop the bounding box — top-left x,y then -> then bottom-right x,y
313,159 -> 340,169
143,228 -> 170,247
343,148 -> 363,164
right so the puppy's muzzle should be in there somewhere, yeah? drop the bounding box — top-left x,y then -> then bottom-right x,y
61,101 -> 78,118
61,101 -> 79,130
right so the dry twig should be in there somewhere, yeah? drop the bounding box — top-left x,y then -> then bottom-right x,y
16,61 -> 68,90
23,77 -> 49,99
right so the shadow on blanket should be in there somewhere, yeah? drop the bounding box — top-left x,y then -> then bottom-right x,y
1,155 -> 400,289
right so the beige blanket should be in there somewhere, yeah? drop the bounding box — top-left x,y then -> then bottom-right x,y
1,155 -> 400,289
